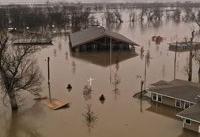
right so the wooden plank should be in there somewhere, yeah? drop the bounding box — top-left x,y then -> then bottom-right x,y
47,99 -> 69,110
34,96 -> 48,101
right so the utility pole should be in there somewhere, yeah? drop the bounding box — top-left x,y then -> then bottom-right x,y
140,80 -> 144,113
110,37 -> 112,84
188,30 -> 195,81
174,41 -> 177,80
47,57 -> 52,103
144,54 -> 147,90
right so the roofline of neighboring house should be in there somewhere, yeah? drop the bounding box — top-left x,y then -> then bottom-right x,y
70,34 -> 139,48
149,90 -> 196,104
176,114 -> 200,124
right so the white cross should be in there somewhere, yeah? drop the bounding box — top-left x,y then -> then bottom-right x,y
88,77 -> 94,87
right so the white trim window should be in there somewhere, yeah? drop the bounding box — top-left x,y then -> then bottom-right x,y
184,102 -> 190,109
157,95 -> 162,103
152,93 -> 157,101
175,99 -> 182,108
151,93 -> 162,103
185,119 -> 191,125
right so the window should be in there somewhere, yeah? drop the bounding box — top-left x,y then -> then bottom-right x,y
185,119 -> 191,125
175,100 -> 181,108
152,94 -> 157,101
158,95 -> 162,102
184,102 -> 190,109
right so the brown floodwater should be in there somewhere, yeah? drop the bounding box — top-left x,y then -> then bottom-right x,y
1,12 -> 200,137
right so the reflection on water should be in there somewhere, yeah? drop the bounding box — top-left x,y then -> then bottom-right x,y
112,62 -> 121,99
2,102 -> 44,137
58,42 -> 62,51
53,49 -> 57,57
146,103 -> 181,120
82,104 -> 97,133
83,85 -> 92,101
146,50 -> 151,67
71,61 -> 76,74
178,129 -> 200,137
71,51 -> 138,67
65,51 -> 68,60
162,64 -> 166,79
6,114 -> 42,137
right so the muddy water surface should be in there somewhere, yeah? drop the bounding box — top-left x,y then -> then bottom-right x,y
1,15 -> 200,137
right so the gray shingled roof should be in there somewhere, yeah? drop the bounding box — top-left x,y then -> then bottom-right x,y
151,80 -> 170,86
177,103 -> 200,123
69,26 -> 138,48
149,79 -> 200,103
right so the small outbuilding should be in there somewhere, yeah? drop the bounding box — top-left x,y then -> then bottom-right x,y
69,26 -> 138,52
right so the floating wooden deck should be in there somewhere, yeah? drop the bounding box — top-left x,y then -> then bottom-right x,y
169,42 -> 200,52
47,99 -> 69,110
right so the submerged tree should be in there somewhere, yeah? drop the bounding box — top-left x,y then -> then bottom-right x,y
0,33 -> 42,112
194,50 -> 200,83
185,30 -> 195,81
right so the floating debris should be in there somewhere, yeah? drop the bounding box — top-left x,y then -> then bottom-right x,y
99,94 -> 105,104
82,104 -> 97,132
83,85 -> 92,100
152,36 -> 163,45
47,99 -> 70,110
66,84 -> 72,92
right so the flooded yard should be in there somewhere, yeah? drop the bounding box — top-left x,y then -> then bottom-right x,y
1,10 -> 200,137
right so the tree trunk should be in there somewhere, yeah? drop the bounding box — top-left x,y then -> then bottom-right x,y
188,50 -> 193,81
8,92 -> 18,111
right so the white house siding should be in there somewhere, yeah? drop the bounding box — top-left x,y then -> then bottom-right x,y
183,119 -> 200,133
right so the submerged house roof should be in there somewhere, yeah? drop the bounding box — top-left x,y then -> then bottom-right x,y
69,26 -> 138,48
177,103 -> 200,123
149,79 -> 200,103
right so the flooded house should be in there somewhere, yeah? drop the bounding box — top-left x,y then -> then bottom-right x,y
69,26 -> 138,52
148,79 -> 200,133
169,42 -> 200,52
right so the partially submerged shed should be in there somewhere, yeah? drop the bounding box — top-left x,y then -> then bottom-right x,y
69,26 -> 138,52
169,42 -> 200,52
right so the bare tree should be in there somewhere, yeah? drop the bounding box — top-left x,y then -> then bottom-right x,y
185,30 -> 195,81
0,33 -> 42,112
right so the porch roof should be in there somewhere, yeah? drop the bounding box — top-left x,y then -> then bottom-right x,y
149,79 -> 200,103
177,103 -> 200,123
